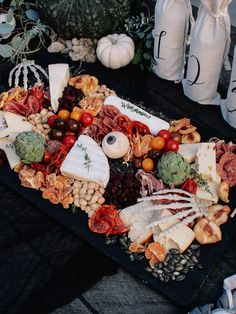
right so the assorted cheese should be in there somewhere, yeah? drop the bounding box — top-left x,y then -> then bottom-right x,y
61,135 -> 110,188
48,63 -> 70,112
104,96 -> 170,135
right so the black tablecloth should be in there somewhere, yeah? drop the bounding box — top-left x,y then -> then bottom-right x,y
0,50 -> 236,314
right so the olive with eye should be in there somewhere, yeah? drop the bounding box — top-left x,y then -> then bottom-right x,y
102,131 -> 130,159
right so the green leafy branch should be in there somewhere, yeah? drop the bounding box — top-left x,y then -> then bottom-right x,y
124,6 -> 155,71
0,0 -> 54,63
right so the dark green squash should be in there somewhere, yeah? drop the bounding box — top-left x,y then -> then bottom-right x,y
35,0 -> 132,39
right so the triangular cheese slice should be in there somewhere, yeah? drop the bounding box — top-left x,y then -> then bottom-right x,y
48,63 -> 70,112
0,111 -> 33,140
60,135 -> 110,188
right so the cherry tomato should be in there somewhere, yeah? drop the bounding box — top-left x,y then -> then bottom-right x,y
170,131 -> 182,144
142,158 -> 154,172
48,114 -> 59,128
164,139 -> 179,152
58,109 -> 70,120
181,179 -> 197,195
70,110 -> 82,122
63,135 -> 77,148
80,112 -> 93,126
150,136 -> 165,150
157,129 -> 171,142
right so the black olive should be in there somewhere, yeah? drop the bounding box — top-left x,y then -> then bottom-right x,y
107,135 -> 116,145
54,118 -> 66,129
67,119 -> 79,132
50,129 -> 65,141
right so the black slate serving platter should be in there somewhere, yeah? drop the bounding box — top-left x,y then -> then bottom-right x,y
0,162 -> 235,307
0,55 -> 236,306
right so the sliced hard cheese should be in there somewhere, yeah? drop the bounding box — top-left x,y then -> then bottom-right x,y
152,209 -> 195,253
48,63 -> 70,112
178,143 -> 200,163
104,96 -> 170,135
0,111 -> 33,140
60,135 -> 110,188
195,143 -> 217,181
0,137 -> 20,169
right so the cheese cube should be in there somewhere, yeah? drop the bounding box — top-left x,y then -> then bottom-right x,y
48,63 -> 70,112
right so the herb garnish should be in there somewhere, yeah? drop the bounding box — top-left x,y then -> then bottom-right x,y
121,101 -> 151,119
77,143 -> 92,172
190,169 -> 213,195
6,143 -> 14,149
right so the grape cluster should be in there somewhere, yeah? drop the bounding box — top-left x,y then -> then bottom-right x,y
58,85 -> 84,112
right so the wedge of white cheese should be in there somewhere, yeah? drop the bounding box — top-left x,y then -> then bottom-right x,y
0,111 -> 33,140
0,137 -> 20,169
104,96 -> 170,135
48,63 -> 70,112
60,135 -> 110,188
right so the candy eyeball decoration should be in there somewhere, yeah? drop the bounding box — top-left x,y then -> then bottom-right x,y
102,131 -> 129,159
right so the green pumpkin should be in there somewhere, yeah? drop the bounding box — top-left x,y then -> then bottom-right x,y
35,0 -> 132,39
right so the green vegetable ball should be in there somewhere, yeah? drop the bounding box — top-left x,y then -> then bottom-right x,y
15,131 -> 46,164
157,152 -> 191,186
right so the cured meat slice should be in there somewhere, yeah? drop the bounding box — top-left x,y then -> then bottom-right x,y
218,153 -> 236,187
89,205 -> 128,235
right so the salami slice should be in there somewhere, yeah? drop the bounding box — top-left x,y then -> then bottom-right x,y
218,153 -> 236,187
88,205 -> 128,236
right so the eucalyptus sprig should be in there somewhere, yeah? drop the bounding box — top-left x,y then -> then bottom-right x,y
77,143 -> 92,172
124,6 -> 155,71
0,0 -> 53,63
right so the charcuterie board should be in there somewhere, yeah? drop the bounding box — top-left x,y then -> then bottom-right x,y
0,57 -> 236,306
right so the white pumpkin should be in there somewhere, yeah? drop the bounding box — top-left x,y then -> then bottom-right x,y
102,131 -> 130,159
96,34 -> 135,69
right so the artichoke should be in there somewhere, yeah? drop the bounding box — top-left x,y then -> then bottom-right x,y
157,152 -> 191,186
15,131 -> 46,164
